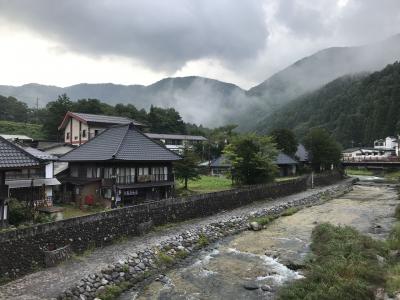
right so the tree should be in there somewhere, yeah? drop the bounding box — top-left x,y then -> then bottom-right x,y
42,94 -> 73,140
270,128 -> 298,156
148,106 -> 186,133
174,148 -> 201,189
224,133 -> 278,185
304,128 -> 342,172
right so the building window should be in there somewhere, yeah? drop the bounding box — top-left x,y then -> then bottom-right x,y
94,130 -> 99,136
82,130 -> 87,138
66,132 -> 70,140
74,136 -> 78,140
71,166 -> 79,177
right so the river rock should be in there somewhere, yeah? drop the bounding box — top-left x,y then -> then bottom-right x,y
261,285 -> 273,292
249,222 -> 261,231
243,282 -> 259,290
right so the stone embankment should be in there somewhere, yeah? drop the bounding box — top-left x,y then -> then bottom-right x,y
58,179 -> 354,300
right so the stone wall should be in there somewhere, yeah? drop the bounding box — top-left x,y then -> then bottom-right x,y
0,172 -> 341,279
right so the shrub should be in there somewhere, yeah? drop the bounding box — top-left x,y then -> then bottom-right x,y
8,199 -> 32,226
156,251 -> 175,266
96,281 -> 132,300
197,234 -> 210,247
250,215 -> 278,226
278,223 -> 386,300
281,207 -> 300,217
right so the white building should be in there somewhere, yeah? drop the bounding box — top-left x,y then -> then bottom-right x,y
342,147 -> 394,161
58,112 -> 144,146
145,133 -> 207,154
374,136 -> 399,156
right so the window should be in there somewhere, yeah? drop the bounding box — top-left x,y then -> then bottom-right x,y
138,167 -> 148,175
87,167 -> 94,178
74,136 -> 78,140
71,166 -> 79,177
104,167 -> 113,178
66,132 -> 70,140
82,130 -> 87,138
94,130 -> 99,136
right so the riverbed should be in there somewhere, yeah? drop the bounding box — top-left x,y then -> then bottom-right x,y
123,181 -> 399,300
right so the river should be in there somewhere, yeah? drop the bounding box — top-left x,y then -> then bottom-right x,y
120,177 -> 399,300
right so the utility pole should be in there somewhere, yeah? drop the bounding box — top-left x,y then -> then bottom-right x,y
36,97 -> 39,123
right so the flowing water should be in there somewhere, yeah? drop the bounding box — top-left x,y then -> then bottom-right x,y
121,179 -> 399,300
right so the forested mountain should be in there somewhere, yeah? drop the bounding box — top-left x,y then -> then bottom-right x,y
0,77 -> 255,128
0,35 -> 400,129
258,62 -> 400,148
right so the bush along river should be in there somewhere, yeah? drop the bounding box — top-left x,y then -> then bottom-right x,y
117,178 -> 399,300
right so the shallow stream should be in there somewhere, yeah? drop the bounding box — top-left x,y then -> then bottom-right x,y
121,179 -> 399,300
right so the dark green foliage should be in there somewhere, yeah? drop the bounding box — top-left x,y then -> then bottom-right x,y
224,133 -> 278,185
148,105 -> 186,134
42,94 -> 73,140
270,128 -> 298,156
304,128 -> 342,172
261,62 -> 400,147
8,199 -> 32,226
0,95 -> 30,122
278,223 -> 387,300
174,148 -> 201,189
0,120 -> 45,139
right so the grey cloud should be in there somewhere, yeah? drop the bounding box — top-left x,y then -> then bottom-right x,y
0,0 -> 268,71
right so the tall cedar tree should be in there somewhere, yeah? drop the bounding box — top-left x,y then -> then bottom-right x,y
224,134 -> 278,185
270,128 -> 298,156
174,148 -> 201,189
304,128 -> 342,172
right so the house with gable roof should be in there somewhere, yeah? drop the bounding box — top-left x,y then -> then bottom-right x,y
60,123 -> 181,207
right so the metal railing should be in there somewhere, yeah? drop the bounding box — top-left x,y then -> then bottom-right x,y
116,174 -> 173,184
342,156 -> 400,162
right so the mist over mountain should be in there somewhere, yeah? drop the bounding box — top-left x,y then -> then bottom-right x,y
258,61 -> 400,148
1,34 -> 400,129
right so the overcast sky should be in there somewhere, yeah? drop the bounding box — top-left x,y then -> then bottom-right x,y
0,0 -> 399,89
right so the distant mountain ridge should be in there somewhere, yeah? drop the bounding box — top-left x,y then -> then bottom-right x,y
257,61 -> 400,147
1,34 -> 400,128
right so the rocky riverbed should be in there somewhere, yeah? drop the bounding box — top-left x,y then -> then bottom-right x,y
0,179 -> 356,300
51,180 -> 354,300
121,181 -> 399,300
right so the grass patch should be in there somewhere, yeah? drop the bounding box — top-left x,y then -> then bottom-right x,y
58,203 -> 106,219
96,281 -> 132,300
278,223 -> 387,300
156,251 -> 175,266
346,168 -> 374,176
385,171 -> 400,182
281,207 -> 300,217
0,120 -> 45,140
175,249 -> 189,259
250,215 -> 278,226
197,233 -> 210,247
176,175 -> 232,195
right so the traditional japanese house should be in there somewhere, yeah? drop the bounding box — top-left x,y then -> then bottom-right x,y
58,112 -> 144,146
0,136 -> 42,226
60,123 -> 181,207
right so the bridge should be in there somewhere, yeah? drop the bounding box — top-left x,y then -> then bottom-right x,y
342,157 -> 400,168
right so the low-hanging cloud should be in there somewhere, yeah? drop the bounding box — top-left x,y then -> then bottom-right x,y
0,0 -> 268,72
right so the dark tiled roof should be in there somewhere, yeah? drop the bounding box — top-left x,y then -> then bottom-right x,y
58,112 -> 143,129
145,133 -> 207,141
0,136 -> 41,169
275,152 -> 298,165
73,112 -> 142,125
60,123 -> 182,162
295,144 -> 309,162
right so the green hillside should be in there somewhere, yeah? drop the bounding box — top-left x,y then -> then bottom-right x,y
0,120 -> 45,140
257,61 -> 400,148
